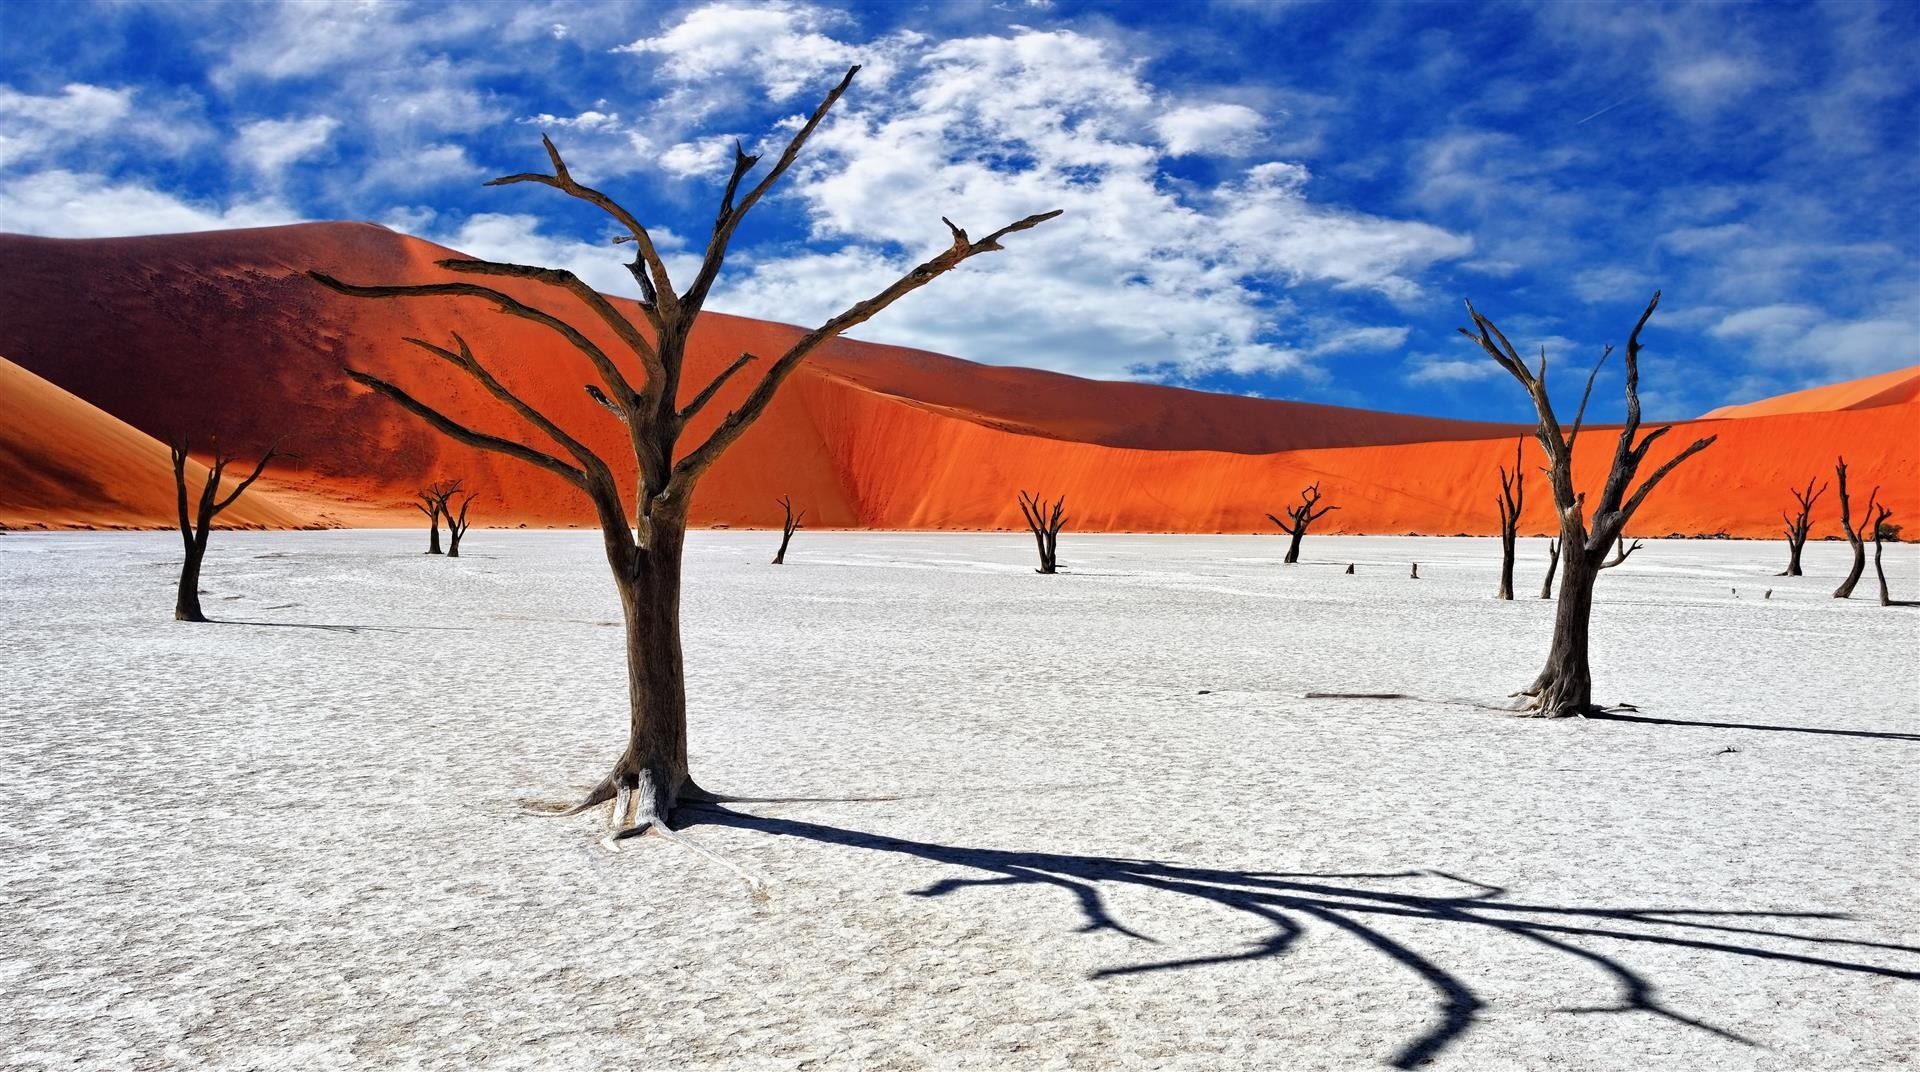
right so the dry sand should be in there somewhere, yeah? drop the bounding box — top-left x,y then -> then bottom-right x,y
2,531 -> 1916,1070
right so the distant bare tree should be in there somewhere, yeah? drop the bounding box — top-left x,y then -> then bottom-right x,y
1495,438 -> 1524,599
1462,291 -> 1716,716
1832,457 -> 1877,599
1267,482 -> 1338,565
771,494 -> 803,565
169,438 -> 278,622
1777,477 -> 1826,577
1870,505 -> 1913,607
1539,538 -> 1559,599
445,490 -> 476,557
1019,491 -> 1067,574
414,479 -> 461,554
312,65 -> 1058,848
1597,535 -> 1642,570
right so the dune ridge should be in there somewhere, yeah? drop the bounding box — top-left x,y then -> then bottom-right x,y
0,222 -> 1912,537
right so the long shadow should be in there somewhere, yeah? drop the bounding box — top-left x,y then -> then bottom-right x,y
210,618 -> 476,635
1586,710 -> 1920,742
685,807 -> 1920,1069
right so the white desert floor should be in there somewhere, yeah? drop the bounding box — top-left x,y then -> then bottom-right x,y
2,530 -> 1917,1071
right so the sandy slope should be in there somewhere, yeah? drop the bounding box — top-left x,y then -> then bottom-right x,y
1,531 -> 1916,1069
0,224 -> 1914,535
0,355 -> 302,530
1704,364 -> 1920,419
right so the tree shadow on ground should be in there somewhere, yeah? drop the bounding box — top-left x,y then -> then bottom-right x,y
208,618 -> 474,634
1585,710 -> 1920,742
685,807 -> 1920,1069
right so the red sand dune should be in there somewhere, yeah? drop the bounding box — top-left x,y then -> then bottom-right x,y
0,222 -> 1913,537
1702,364 -> 1920,420
0,355 -> 300,530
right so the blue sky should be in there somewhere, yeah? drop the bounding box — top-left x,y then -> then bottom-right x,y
1,0 -> 1914,422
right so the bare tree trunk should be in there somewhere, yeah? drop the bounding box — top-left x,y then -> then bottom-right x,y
169,438 -> 277,624
771,494 -> 801,564
1832,457 -> 1876,599
1528,536 -> 1597,716
1019,491 -> 1065,574
175,537 -> 208,622
1284,528 -> 1305,565
446,492 -> 475,557
608,516 -> 692,821
1496,438 -> 1524,599
426,519 -> 443,554
1777,477 -> 1825,577
1539,539 -> 1559,599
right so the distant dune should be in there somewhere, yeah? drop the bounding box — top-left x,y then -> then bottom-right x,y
0,355 -> 300,530
0,223 -> 1913,536
1702,364 -> 1920,419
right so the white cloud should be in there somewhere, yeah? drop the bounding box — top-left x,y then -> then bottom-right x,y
232,115 -> 340,177
1154,102 -> 1263,157
0,169 -> 298,237
615,13 -> 1468,381
1405,354 -> 1498,385
0,82 -> 207,167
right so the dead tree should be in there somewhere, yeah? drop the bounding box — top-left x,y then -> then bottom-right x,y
1777,477 -> 1826,576
169,438 -> 277,622
1267,482 -> 1338,564
1495,438 -> 1524,599
771,495 -> 803,565
1539,538 -> 1559,599
445,490 -> 476,557
1832,457 -> 1876,599
311,65 -> 1058,847
1869,504 -> 1913,606
414,479 -> 462,554
1597,535 -> 1642,570
1462,291 -> 1716,716
1018,490 -> 1067,574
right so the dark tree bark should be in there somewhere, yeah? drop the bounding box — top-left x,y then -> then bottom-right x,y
1832,457 -> 1876,599
1410,563 -> 1420,579
1266,482 -> 1338,564
771,495 -> 803,565
1777,477 -> 1826,576
169,438 -> 278,622
445,491 -> 476,557
310,65 -> 1058,849
415,479 -> 461,554
1462,291 -> 1716,717
1868,504 -> 1913,607
1597,535 -> 1642,570
1495,438 -> 1524,599
1539,538 -> 1559,599
1018,490 -> 1067,574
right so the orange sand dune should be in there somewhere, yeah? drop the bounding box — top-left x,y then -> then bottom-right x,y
0,355 -> 302,530
1704,364 -> 1920,419
0,222 -> 1913,536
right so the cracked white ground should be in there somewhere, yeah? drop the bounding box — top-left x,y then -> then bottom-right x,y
2,530 -> 1916,1070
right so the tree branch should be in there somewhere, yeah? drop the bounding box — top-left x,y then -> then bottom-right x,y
345,367 -> 586,487
679,352 -> 758,424
433,257 -> 662,396
668,208 -> 1062,493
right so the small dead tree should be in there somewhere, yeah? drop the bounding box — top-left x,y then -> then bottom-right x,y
1539,538 -> 1559,599
1870,505 -> 1913,607
771,495 -> 803,565
1597,535 -> 1642,570
169,438 -> 278,622
1495,438 -> 1524,599
311,65 -> 1058,846
1018,490 -> 1067,574
1777,477 -> 1826,577
1462,291 -> 1716,716
445,490 -> 476,557
1267,482 -> 1338,564
1832,457 -> 1877,599
415,479 -> 462,554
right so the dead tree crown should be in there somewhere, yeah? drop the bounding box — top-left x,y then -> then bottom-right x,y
1019,490 -> 1067,574
170,437 -> 278,622
308,65 -> 1060,849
